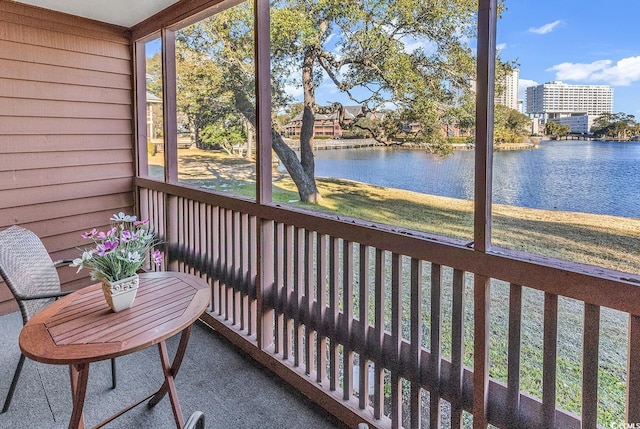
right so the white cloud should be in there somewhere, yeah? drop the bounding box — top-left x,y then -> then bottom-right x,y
400,36 -> 437,54
529,20 -> 562,35
496,43 -> 507,51
284,83 -> 303,99
546,56 -> 640,86
518,78 -> 538,99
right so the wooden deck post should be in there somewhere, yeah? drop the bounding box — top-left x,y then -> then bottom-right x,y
473,0 -> 497,426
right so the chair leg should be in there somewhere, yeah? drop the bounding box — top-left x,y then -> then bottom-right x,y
111,358 -> 116,389
2,353 -> 26,413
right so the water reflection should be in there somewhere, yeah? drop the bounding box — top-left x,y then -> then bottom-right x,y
313,141 -> 640,218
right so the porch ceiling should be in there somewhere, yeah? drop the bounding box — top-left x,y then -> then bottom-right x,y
14,0 -> 179,27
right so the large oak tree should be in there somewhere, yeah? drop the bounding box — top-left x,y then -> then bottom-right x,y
160,0 -> 481,202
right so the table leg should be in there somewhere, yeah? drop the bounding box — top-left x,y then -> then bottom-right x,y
148,325 -> 192,428
68,363 -> 89,429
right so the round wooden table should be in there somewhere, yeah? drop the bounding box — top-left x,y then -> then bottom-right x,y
19,271 -> 211,429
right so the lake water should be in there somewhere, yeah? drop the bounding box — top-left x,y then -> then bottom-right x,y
313,140 -> 640,218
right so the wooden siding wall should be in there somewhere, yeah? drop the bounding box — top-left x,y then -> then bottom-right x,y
0,1 -> 134,314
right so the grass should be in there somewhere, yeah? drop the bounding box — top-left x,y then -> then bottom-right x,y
150,148 -> 639,426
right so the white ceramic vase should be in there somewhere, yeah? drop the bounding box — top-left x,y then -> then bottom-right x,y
101,273 -> 139,312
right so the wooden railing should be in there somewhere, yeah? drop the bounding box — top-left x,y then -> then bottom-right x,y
137,177 -> 640,428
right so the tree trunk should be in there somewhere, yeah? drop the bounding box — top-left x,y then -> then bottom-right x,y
272,131 -> 322,202
245,118 -> 253,159
232,73 -> 322,203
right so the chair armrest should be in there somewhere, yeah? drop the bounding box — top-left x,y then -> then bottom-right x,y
184,411 -> 205,429
17,291 -> 72,301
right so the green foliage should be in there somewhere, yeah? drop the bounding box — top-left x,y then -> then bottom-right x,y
200,122 -> 246,153
545,121 -> 570,137
494,105 -> 531,143
591,112 -> 639,140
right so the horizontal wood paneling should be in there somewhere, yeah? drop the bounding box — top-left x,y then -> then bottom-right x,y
0,150 -> 132,171
0,117 -> 132,135
0,58 -> 131,90
0,98 -> 131,120
0,78 -> 131,104
0,20 -> 130,59
0,135 -> 132,152
0,0 -> 135,311
0,40 -> 130,74
0,194 -> 132,228
0,163 -> 134,190
0,178 -> 133,208
0,1 -> 129,40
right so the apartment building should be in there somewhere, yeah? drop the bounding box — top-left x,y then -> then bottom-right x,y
495,68 -> 519,110
526,81 -> 613,117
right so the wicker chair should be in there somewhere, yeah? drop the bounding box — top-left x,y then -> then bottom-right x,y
0,225 -> 116,413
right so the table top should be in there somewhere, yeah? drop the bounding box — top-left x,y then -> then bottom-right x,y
19,271 -> 210,365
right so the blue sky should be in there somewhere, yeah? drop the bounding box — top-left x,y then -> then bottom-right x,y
305,1 -> 640,115
498,0 -> 640,114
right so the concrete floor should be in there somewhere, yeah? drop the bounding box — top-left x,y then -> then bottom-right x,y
0,311 -> 344,429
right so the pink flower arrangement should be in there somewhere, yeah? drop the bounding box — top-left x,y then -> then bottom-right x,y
71,213 -> 162,281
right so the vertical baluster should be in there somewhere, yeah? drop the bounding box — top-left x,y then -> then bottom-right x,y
293,227 -> 304,368
159,191 -> 166,267
542,292 -> 558,426
248,216 -> 257,336
316,233 -> 328,383
343,240 -> 354,400
507,283 -> 522,426
212,206 -> 221,316
166,195 -> 179,272
359,244 -> 370,410
197,203 -> 206,279
451,269 -> 465,428
390,253 -> 402,429
239,213 -> 249,331
329,236 -> 340,391
274,223 -> 284,355
178,197 -> 185,272
139,189 -> 149,228
188,199 -> 195,274
430,264 -> 442,429
218,208 -> 227,318
627,315 -> 640,423
225,209 -> 233,320
283,225 -> 293,361
473,273 -> 491,428
410,258 -> 422,428
373,249 -> 385,419
305,230 -> 314,375
204,204 -> 212,309
582,303 -> 600,429
182,197 -> 188,272
233,211 -> 241,326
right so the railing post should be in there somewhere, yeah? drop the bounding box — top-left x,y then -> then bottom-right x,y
627,315 -> 640,423
473,0 -> 497,426
254,0 -> 274,350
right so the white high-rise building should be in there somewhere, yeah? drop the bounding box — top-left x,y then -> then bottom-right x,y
525,81 -> 613,117
495,69 -> 519,110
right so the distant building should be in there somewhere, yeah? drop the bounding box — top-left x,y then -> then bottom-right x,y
284,106 -> 379,138
495,69 -> 519,110
548,114 -> 599,134
526,81 -> 613,118
146,91 -> 162,140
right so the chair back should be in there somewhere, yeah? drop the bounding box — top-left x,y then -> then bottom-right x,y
0,226 -> 62,323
